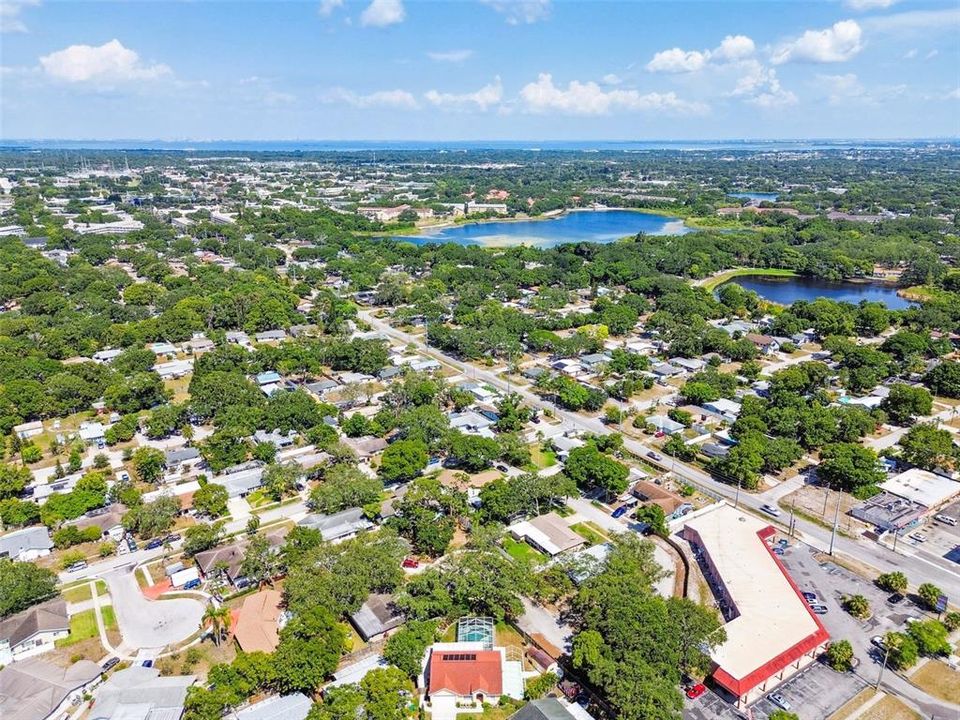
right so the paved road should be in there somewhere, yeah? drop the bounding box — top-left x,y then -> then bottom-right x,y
100,564 -> 204,652
517,596 -> 573,652
58,543 -> 180,584
360,311 -> 960,602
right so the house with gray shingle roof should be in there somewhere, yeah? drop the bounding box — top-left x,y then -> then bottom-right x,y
0,600 -> 69,665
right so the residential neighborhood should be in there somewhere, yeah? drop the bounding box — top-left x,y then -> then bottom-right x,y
1,46 -> 960,720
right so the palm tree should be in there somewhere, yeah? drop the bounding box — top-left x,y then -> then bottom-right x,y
202,603 -> 231,646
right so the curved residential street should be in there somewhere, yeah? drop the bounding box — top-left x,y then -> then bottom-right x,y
101,565 -> 205,652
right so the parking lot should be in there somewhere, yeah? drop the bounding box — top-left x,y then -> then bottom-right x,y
917,500 -> 960,566
778,542 -> 937,684
684,662 -> 868,720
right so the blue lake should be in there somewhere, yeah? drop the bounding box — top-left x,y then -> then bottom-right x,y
398,209 -> 689,247
728,192 -> 779,202
727,275 -> 914,309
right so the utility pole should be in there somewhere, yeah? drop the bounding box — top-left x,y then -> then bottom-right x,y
829,489 -> 842,555
734,476 -> 742,509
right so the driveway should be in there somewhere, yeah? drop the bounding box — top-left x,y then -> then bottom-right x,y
566,497 -> 675,597
101,564 -> 204,652
517,596 -> 573,653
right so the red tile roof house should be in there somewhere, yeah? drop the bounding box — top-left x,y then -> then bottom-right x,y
423,643 -> 524,720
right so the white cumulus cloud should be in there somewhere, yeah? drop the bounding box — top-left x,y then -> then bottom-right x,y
730,60 -> 797,108
772,20 -> 863,64
646,48 -> 709,74
647,34 -> 755,73
480,0 -> 551,25
39,39 -> 171,83
321,87 -> 419,109
426,49 -> 473,63
318,0 -> 344,17
519,73 -> 707,116
360,0 -> 405,27
0,0 -> 39,34
714,34 -> 756,61
425,77 -> 503,111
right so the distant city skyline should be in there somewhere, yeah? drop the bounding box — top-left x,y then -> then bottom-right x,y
1,0 -> 958,141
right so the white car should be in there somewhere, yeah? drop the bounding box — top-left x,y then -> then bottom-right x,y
934,514 -> 957,526
761,504 -> 781,518
908,532 -> 927,543
768,693 -> 791,711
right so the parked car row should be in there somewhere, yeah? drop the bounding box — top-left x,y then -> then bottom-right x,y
801,590 -> 828,615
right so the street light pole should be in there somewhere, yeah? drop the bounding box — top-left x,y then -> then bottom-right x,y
875,643 -> 892,690
829,488 -> 842,555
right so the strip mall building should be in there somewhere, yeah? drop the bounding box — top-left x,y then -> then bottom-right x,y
682,504 -> 830,708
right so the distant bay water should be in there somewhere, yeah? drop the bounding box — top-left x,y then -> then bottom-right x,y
3,139 -> 954,152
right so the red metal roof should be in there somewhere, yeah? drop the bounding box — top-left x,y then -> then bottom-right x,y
710,526 -> 830,698
428,649 -> 503,697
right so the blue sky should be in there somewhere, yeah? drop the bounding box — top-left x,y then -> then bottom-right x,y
1,0 -> 958,140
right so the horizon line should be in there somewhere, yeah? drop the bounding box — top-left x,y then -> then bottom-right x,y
3,136 -> 959,145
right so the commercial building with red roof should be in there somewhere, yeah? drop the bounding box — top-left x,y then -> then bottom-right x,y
681,503 -> 830,709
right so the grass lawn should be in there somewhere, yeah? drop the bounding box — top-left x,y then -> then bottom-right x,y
570,522 -> 607,545
910,661 -> 960,703
476,700 -> 526,720
246,489 -> 273,508
494,622 -> 524,649
700,267 -> 799,292
526,445 -> 557,470
61,580 -> 107,603
440,623 -> 458,643
898,285 -> 948,303
57,609 -> 100,647
101,605 -> 117,630
340,621 -> 367,653
503,537 -> 546,564
857,695 -> 921,720
829,689 -> 878,720
164,374 -> 193,403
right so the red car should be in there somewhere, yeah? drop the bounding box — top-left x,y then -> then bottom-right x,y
685,684 -> 707,700
402,557 -> 419,569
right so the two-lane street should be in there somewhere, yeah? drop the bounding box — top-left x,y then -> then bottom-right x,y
359,310 -> 960,601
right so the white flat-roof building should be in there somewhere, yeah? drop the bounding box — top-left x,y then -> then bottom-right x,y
13,421 -> 43,440
681,504 -> 829,708
880,468 -> 960,511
